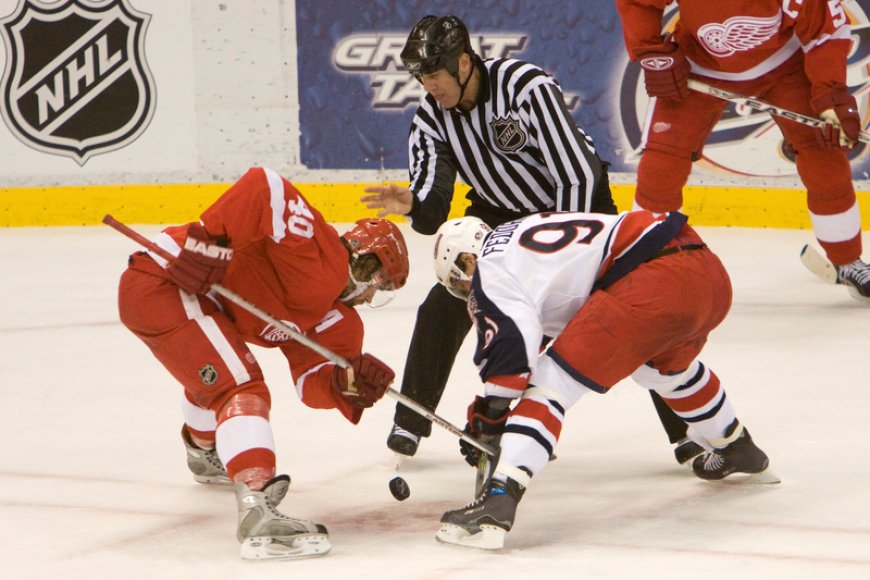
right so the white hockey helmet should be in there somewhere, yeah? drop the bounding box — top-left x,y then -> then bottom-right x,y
433,217 -> 492,299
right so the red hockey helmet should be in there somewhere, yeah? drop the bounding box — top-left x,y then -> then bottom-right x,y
342,218 -> 410,291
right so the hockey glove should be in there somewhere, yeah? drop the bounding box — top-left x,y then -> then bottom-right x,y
331,353 -> 395,408
637,42 -> 691,101
166,223 -> 233,295
459,395 -> 510,467
814,90 -> 861,149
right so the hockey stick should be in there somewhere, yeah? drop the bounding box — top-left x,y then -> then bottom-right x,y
687,79 -> 870,144
799,243 -> 839,284
687,81 -> 862,283
102,214 -> 498,458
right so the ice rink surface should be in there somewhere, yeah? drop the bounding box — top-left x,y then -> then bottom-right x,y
1,222 -> 869,579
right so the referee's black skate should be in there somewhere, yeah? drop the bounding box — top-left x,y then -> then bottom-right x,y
692,421 -> 779,484
387,424 -> 420,457
673,437 -> 705,466
436,477 -> 525,550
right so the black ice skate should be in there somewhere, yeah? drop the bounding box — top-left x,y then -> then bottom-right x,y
181,426 -> 230,485
387,424 -> 420,457
436,477 -> 525,550
692,421 -> 779,484
673,437 -> 705,466
837,259 -> 870,303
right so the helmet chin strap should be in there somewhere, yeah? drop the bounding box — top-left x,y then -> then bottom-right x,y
340,272 -> 371,303
449,57 -> 474,111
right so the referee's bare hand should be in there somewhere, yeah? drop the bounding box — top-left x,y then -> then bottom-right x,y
361,184 -> 414,217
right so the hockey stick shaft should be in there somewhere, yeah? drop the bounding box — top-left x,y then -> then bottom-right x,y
687,79 -> 870,144
102,214 -> 497,457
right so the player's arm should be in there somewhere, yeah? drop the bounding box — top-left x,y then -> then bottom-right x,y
614,0 -> 673,59
616,0 -> 690,100
403,112 -> 459,235
796,0 -> 859,146
468,274 -> 541,399
282,305 -> 394,424
457,275 -> 539,465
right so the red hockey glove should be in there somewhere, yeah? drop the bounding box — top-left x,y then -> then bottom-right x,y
814,90 -> 861,149
637,43 -> 690,101
331,353 -> 395,408
166,222 -> 233,294
459,396 -> 510,467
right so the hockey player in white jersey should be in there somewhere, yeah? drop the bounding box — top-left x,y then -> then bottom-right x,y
431,211 -> 777,550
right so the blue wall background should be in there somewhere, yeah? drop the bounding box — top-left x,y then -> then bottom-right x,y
297,0 -> 870,178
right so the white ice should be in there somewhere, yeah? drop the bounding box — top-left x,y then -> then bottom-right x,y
1,223 -> 869,580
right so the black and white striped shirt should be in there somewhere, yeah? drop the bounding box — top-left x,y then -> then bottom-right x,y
406,56 -> 611,234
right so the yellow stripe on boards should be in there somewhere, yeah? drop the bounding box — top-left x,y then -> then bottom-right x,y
1,181 -> 868,228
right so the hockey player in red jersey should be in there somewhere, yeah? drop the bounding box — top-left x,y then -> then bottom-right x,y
116,166 -> 409,560
616,0 -> 870,302
430,213 -> 776,550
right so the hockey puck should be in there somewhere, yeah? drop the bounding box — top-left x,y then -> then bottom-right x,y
388,476 -> 410,501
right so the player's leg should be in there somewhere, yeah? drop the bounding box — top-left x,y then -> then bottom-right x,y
633,247 -> 774,482
633,91 -> 726,212
437,375 -> 592,550
764,66 -> 869,300
180,399 -> 229,484
390,283 -> 472,456
118,257 -> 330,559
632,92 -> 732,451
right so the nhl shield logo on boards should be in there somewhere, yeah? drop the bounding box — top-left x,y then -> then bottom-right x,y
491,117 -> 526,152
0,0 -> 156,165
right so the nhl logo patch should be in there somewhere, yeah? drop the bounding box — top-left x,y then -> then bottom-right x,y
199,364 -> 218,386
491,116 -> 526,152
0,0 -> 156,165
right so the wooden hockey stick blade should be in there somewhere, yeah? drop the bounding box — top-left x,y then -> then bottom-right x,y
687,79 -> 870,144
103,214 -> 498,457
800,244 -> 838,284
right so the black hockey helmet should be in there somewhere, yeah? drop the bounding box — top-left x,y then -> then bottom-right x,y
400,15 -> 473,80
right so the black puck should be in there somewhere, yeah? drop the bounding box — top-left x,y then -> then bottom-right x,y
389,476 -> 410,501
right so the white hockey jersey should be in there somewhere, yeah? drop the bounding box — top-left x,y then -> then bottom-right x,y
468,210 -> 687,385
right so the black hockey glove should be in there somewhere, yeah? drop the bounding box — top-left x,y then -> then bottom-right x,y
459,395 -> 510,467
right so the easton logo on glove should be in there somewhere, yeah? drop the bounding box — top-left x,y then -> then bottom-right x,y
183,237 -> 234,260
166,222 -> 233,294
640,56 -> 675,71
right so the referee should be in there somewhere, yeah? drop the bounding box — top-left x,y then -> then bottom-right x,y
362,14 -> 698,464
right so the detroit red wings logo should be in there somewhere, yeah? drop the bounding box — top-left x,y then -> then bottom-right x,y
697,13 -> 781,57
0,0 -> 155,165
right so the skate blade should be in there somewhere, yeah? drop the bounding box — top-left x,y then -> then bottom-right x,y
729,468 -> 781,485
705,468 -> 781,485
394,452 -> 410,471
846,285 -> 870,305
240,534 -> 331,561
435,523 -> 506,550
193,474 -> 232,485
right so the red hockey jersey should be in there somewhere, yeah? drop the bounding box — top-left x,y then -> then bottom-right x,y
617,0 -> 852,100
151,167 -> 366,423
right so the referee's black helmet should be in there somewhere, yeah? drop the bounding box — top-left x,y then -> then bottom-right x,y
400,15 -> 473,81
